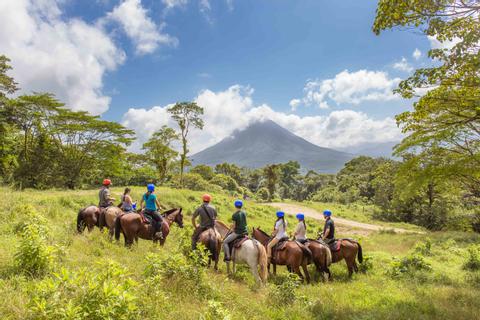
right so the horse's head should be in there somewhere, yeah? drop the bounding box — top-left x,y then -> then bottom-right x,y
252,227 -> 269,245
175,208 -> 184,228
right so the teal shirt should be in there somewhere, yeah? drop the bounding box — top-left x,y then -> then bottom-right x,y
143,193 -> 157,211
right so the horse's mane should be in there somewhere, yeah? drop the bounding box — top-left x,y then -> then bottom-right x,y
163,208 -> 180,217
215,220 -> 229,229
255,227 -> 270,238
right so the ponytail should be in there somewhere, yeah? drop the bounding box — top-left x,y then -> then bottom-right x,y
123,188 -> 131,196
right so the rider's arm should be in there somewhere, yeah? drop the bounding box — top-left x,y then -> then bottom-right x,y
323,227 -> 330,239
139,196 -> 145,209
155,198 -> 162,211
192,209 -> 198,228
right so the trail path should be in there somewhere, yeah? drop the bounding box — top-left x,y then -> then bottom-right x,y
266,202 -> 418,234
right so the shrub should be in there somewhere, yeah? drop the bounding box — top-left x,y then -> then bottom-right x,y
201,300 -> 232,320
358,255 -> 373,273
388,254 -> 431,278
210,174 -> 239,192
255,187 -> 270,202
268,273 -> 301,306
172,173 -> 213,191
414,238 -> 432,256
463,245 -> 480,271
28,261 -> 139,320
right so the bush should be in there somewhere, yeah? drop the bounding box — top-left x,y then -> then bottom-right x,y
463,245 -> 480,271
358,255 -> 373,273
172,173 -> 213,191
268,273 -> 301,306
388,254 -> 431,278
255,187 -> 270,202
210,174 -> 239,192
201,300 -> 232,320
414,238 -> 432,256
28,261 -> 139,320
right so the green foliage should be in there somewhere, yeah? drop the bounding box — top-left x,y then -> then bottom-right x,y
191,164 -> 215,181
268,273 -> 301,306
173,172 -> 214,191
414,238 -> 432,256
210,174 -> 239,192
28,261 -> 138,320
255,187 -> 270,202
358,255 -> 373,274
388,254 -> 432,278
201,300 -> 232,320
463,245 -> 480,271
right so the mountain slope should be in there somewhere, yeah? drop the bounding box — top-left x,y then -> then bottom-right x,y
190,120 -> 354,173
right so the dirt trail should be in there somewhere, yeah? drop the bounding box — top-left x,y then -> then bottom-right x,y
266,202 -> 417,234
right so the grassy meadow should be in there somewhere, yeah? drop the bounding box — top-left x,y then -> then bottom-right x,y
0,186 -> 479,319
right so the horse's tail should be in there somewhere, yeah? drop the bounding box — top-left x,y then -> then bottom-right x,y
325,245 -> 332,266
255,240 -> 268,284
114,214 -> 123,241
77,208 -> 85,233
357,242 -> 363,264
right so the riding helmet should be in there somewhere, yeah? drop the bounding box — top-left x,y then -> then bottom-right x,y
103,179 -> 111,186
323,210 -> 332,217
147,183 -> 155,192
234,200 -> 243,208
276,211 -> 285,218
202,194 -> 212,202
296,213 -> 305,220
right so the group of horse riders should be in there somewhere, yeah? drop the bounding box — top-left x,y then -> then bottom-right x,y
99,178 -> 337,264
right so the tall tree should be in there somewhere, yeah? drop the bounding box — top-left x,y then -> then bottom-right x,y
168,102 -> 204,187
373,1 -> 480,201
263,164 -> 280,201
142,126 -> 179,184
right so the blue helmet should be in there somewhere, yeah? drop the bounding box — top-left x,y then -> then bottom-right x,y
296,213 -> 305,220
234,200 -> 243,208
276,211 -> 285,218
323,210 -> 332,217
147,184 -> 155,192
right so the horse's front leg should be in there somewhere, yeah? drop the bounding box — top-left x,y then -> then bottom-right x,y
273,263 -> 277,276
226,261 -> 231,274
302,263 -> 311,283
232,261 -> 236,274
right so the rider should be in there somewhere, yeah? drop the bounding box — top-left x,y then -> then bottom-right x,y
223,200 -> 248,262
321,210 -> 335,244
267,211 -> 288,262
121,187 -> 134,213
140,184 -> 164,239
191,194 -> 217,250
293,213 -> 307,244
99,179 -> 115,209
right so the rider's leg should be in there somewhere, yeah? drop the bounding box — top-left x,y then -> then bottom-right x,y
267,238 -> 279,260
223,232 -> 238,261
191,227 -> 205,250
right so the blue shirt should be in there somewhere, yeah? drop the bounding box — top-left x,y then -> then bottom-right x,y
143,193 -> 157,211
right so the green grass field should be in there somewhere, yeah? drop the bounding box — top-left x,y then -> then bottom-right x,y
0,186 -> 479,319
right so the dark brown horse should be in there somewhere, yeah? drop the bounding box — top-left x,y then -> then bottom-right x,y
305,240 -> 332,281
252,227 -> 311,283
77,205 -> 101,233
114,208 -> 184,247
325,238 -> 363,277
196,227 -> 221,271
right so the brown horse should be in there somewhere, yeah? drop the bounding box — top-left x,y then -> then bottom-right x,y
252,227 -> 311,283
77,205 -> 101,233
114,208 -> 184,247
99,206 -> 124,238
304,240 -> 332,281
196,227 -> 221,271
324,238 -> 363,277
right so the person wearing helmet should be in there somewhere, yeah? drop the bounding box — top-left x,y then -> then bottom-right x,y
222,200 -> 248,262
99,179 -> 115,209
293,213 -> 307,244
321,210 -> 335,244
140,184 -> 164,239
267,211 -> 288,262
191,194 -> 217,250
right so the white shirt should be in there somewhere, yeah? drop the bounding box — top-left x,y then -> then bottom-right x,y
294,222 -> 307,240
275,219 -> 287,239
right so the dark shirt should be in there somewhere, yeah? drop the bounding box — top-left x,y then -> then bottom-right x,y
232,210 -> 248,235
323,218 -> 335,239
193,204 -> 217,228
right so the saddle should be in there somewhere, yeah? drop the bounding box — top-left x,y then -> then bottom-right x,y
227,234 -> 249,260
139,211 -> 152,224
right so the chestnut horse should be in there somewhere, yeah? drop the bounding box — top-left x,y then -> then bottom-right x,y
114,208 -> 184,247
99,206 -> 124,238
304,240 -> 332,281
196,227 -> 222,271
77,205 -> 101,233
252,227 -> 311,283
324,238 -> 363,277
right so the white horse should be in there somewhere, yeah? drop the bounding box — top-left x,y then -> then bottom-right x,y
215,221 -> 268,285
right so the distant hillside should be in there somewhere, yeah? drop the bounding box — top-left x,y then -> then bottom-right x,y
190,120 -> 354,173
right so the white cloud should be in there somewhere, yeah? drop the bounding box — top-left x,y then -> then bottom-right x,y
199,0 -> 213,23
292,69 -> 401,110
393,57 -> 413,73
289,99 -> 301,111
427,35 -> 460,50
226,0 -> 234,11
0,0 -> 125,115
122,85 -> 402,154
162,0 -> 188,10
108,0 -> 178,55
412,48 -> 422,60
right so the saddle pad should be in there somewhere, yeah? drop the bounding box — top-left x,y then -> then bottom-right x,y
274,237 -> 290,251
139,212 -> 151,224
328,240 -> 341,252
233,236 -> 249,248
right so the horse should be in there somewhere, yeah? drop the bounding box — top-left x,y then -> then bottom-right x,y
196,225 -> 222,271
99,206 -> 124,238
252,227 -> 311,283
77,205 -> 101,233
114,208 -> 184,247
324,238 -> 363,277
215,221 -> 268,285
304,239 -> 332,281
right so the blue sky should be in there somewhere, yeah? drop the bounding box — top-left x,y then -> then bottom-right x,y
0,0 -> 434,153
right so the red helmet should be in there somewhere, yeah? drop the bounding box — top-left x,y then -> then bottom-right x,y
202,194 -> 212,202
103,179 -> 111,186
